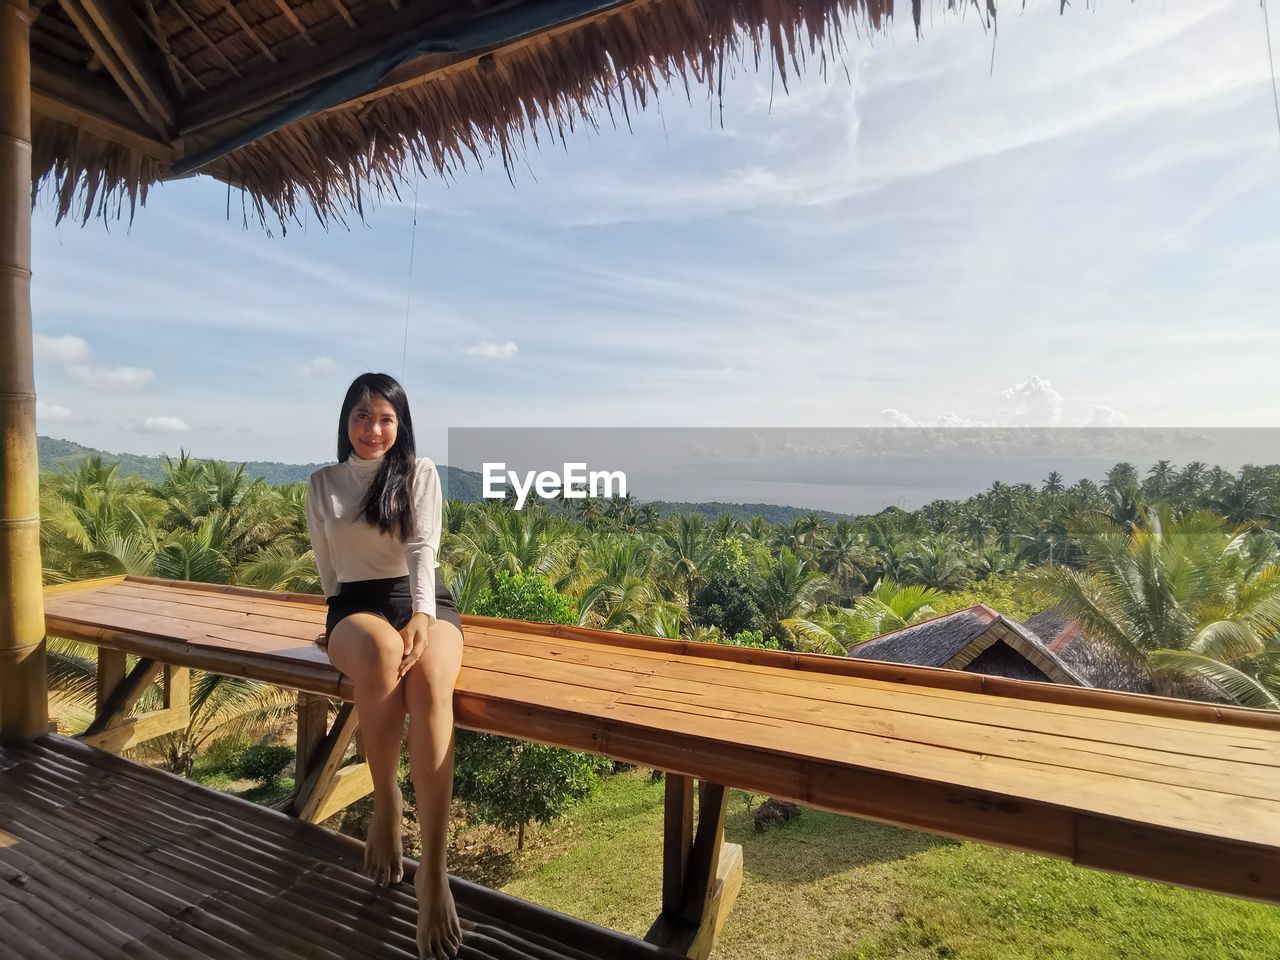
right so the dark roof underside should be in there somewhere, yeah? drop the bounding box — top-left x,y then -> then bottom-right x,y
30,0 -> 929,226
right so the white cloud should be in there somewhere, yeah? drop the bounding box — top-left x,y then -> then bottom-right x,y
1001,376 -> 1065,426
68,364 -> 154,390
135,416 -> 190,433
881,408 -> 919,427
464,340 -> 519,360
36,333 -> 154,391
35,400 -> 79,423
34,334 -> 91,363
296,356 -> 338,377
1081,406 -> 1133,428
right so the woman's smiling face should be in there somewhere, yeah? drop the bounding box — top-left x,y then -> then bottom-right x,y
347,393 -> 398,460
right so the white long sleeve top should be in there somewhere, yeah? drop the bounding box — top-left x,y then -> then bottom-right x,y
305,454 -> 442,622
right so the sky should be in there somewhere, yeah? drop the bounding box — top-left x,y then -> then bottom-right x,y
29,0 -> 1280,471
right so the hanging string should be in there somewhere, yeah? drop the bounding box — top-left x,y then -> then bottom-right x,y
401,172 -> 420,379
1264,0 -> 1280,139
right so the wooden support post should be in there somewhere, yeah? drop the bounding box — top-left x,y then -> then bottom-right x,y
76,655 -> 188,753
82,656 -> 161,737
662,773 -> 695,916
0,0 -> 48,744
290,701 -> 374,823
645,776 -> 744,959
96,648 -> 126,703
163,663 -> 189,710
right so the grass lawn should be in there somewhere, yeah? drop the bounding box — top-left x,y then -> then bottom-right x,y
483,768 -> 1280,960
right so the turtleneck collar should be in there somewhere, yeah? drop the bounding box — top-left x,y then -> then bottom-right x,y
346,452 -> 384,478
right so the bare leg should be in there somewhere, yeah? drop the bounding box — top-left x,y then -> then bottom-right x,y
404,619 -> 464,959
324,613 -> 407,887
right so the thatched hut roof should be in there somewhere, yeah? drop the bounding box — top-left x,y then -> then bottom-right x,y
29,0 -> 982,227
849,604 -> 1086,686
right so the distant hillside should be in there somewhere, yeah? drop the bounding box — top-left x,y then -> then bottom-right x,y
37,437 -> 859,520
36,436 -> 484,501
645,500 -> 859,525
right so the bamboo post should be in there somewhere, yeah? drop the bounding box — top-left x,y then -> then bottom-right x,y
0,0 -> 48,743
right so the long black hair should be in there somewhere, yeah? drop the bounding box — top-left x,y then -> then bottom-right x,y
336,372 -> 417,540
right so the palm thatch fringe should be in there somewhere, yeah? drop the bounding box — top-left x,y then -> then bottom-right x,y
33,0 -> 993,228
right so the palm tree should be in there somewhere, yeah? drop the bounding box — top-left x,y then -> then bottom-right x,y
1207,473 -> 1276,525
1026,510 -> 1280,707
143,671 -> 300,776
661,514 -> 711,610
570,537 -> 665,632
40,457 -> 162,580
783,605 -> 864,656
235,544 -> 320,592
846,578 -> 945,640
817,521 -> 872,604
901,535 -> 973,591
1143,460 -> 1176,502
451,505 -> 578,581
1042,471 -> 1065,494
755,549 -> 831,638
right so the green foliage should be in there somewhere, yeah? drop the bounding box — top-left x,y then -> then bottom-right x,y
931,573 -> 1044,622
721,629 -> 781,651
1026,511 -> 1280,706
195,734 -> 253,778
473,570 -> 576,624
238,744 -> 294,784
463,567 -> 609,847
454,731 -> 612,850
38,447 -> 1280,723
691,569 -> 763,637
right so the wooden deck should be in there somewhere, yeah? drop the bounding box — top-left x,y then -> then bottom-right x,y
43,575 -> 1280,907
0,734 -> 683,960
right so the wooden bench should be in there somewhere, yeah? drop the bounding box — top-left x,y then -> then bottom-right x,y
41,574 -> 1280,958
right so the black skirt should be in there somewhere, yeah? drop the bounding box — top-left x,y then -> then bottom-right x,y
320,569 -> 462,649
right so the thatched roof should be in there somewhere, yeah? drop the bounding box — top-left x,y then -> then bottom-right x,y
849,604 -> 1085,686
30,0 -> 983,227
1024,608 -> 1158,695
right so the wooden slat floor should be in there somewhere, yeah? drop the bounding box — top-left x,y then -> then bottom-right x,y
0,735 -> 683,960
43,575 -> 1280,906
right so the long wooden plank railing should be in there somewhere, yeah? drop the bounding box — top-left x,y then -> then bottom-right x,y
42,574 -> 1280,942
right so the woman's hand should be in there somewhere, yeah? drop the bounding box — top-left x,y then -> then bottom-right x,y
397,612 -> 433,680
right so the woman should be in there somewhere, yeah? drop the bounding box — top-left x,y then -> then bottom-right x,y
305,372 -> 464,960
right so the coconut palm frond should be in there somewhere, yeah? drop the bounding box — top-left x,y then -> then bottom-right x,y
1149,650 -> 1280,710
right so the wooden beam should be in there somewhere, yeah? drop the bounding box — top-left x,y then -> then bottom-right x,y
293,702 -> 361,822
56,0 -> 169,135
163,663 -> 189,709
684,843 -> 742,960
77,0 -> 175,124
645,779 -> 740,959
660,773 -> 694,916
0,0 -> 48,744
31,51 -> 175,160
176,0 -> 474,135
79,704 -> 187,752
83,656 -> 160,737
678,781 -> 729,927
96,647 -> 126,703
310,761 -> 374,823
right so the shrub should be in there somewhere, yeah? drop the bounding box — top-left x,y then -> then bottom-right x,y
196,734 -> 252,777
238,744 -> 294,785
474,571 -> 575,625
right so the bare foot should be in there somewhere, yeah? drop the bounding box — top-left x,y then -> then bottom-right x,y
415,865 -> 462,959
364,790 -> 404,887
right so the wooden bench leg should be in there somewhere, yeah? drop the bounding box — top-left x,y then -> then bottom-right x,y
289,698 -> 375,823
77,653 -> 189,754
645,775 -> 744,959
